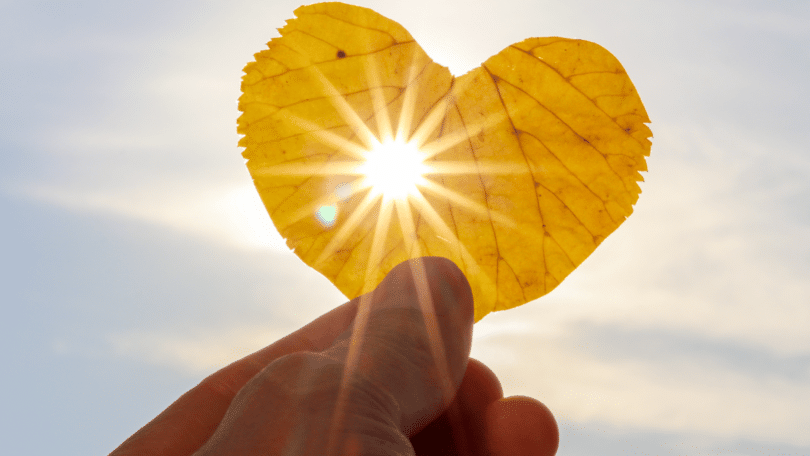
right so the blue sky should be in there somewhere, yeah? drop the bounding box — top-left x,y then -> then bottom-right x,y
1,0 -> 809,454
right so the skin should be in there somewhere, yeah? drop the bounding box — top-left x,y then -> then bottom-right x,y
110,257 -> 559,456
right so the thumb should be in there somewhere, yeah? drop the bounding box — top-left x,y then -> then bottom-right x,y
320,256 -> 474,454
332,256 -> 475,433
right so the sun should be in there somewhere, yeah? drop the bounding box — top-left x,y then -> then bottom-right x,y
247,58 -> 515,283
357,138 -> 429,200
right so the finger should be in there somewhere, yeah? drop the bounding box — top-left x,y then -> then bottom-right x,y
411,358 -> 503,456
111,289 -> 363,456
485,396 -> 559,456
329,256 -> 475,438
203,296 -> 360,396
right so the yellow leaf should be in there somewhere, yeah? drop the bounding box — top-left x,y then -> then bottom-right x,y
238,2 -> 652,322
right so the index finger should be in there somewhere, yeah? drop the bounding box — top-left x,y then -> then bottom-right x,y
207,295 -> 363,395
111,294 -> 363,456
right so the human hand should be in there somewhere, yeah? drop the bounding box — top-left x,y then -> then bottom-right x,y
111,257 -> 558,456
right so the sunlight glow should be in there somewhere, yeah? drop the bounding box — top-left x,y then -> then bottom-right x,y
356,139 -> 429,200
261,60 -> 521,276
245,62 -> 520,269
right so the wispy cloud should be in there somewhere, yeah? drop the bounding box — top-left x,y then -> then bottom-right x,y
2,0 -> 808,454
468,118 -> 810,446
14,180 -> 288,251
473,314 -> 810,446
106,326 -> 290,375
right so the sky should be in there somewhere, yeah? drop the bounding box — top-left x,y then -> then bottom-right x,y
1,0 -> 809,454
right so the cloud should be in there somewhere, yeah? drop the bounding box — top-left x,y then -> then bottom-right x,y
3,3 -> 807,453
14,179 -> 289,251
16,113 -> 809,450
468,118 -> 810,446
106,325 -> 291,375
473,313 -> 810,446
550,121 -> 810,356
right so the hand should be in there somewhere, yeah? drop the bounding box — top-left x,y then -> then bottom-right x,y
111,257 -> 558,456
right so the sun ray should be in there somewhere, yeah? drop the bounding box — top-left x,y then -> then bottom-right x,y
275,110 -> 369,161
406,258 -> 456,414
271,189 -> 344,233
409,96 -> 450,148
253,160 -> 370,233
325,289 -> 375,456
419,111 -> 507,160
427,160 -> 533,175
363,52 -> 395,143
395,62 -> 423,142
310,66 -> 379,149
419,179 -> 517,229
279,198 -> 334,233
408,190 -> 497,308
392,200 -> 462,435
394,198 -> 421,257
264,176 -> 375,238
312,190 -> 381,269
326,194 -> 397,455
361,194 -> 398,293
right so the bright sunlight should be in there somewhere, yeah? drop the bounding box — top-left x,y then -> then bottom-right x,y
357,139 -> 429,200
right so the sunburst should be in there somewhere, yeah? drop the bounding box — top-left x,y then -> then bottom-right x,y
252,61 -> 522,280
249,56 -> 522,453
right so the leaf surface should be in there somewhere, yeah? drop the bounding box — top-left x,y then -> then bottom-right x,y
238,2 -> 652,322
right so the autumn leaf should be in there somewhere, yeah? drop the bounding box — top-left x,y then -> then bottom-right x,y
237,2 -> 651,322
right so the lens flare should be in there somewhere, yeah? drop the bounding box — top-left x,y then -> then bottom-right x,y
316,205 -> 338,227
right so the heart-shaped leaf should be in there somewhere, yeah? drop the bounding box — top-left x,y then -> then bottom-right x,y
238,2 -> 651,322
